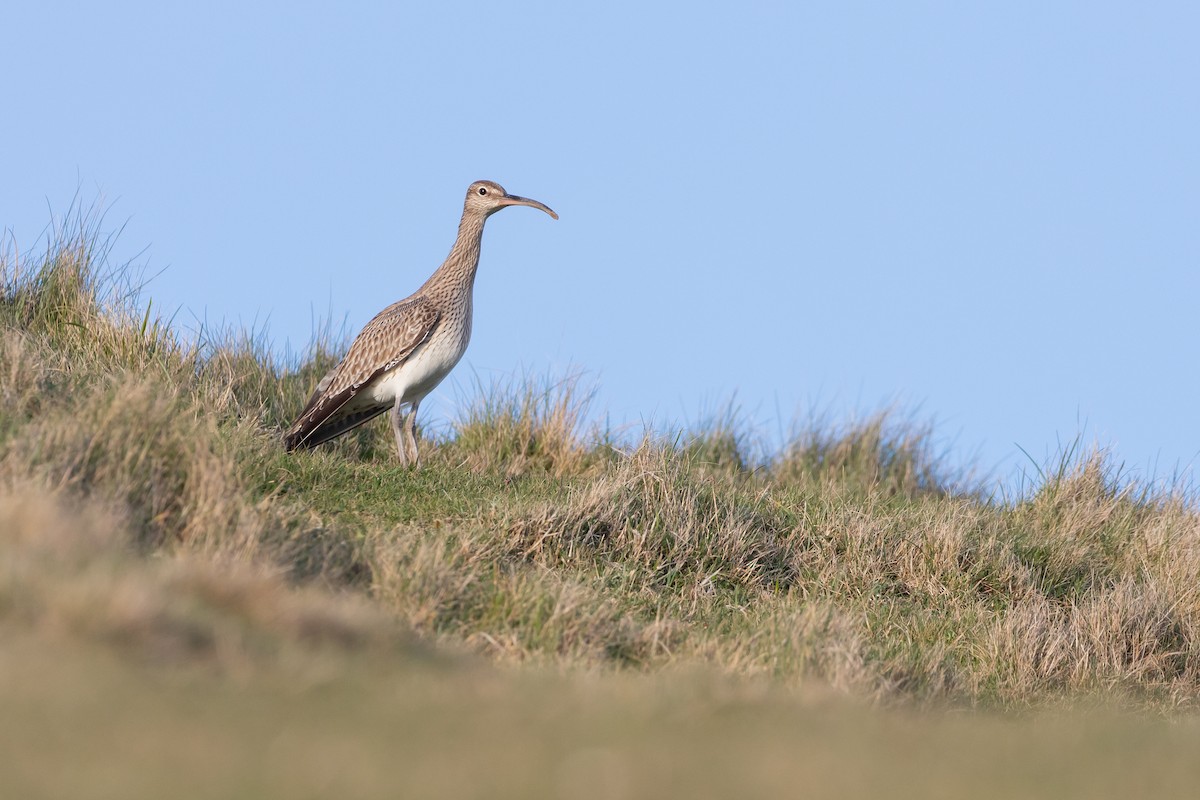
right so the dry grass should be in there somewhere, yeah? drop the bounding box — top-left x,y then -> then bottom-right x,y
434,370 -> 599,478
3,210 -> 1200,719
773,409 -> 958,498
0,488 -> 418,677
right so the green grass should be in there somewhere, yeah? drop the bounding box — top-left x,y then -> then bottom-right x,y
4,209 -> 1200,796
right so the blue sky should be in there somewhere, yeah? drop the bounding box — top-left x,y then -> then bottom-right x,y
4,2 -> 1198,487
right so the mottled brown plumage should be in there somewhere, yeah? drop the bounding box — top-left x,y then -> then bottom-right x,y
285,180 -> 557,465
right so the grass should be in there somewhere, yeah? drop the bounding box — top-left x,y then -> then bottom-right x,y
3,209 -> 1200,796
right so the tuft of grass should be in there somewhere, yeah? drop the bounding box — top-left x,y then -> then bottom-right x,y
1,370 -> 254,549
1,200 -> 185,376
434,370 -> 599,478
773,409 -> 959,499
507,441 -> 796,594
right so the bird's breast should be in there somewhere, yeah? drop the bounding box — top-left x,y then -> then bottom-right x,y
367,313 -> 471,406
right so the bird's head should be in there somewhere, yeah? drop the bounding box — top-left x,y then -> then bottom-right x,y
464,180 -> 558,220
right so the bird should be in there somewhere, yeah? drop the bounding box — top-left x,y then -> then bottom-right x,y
284,180 -> 557,466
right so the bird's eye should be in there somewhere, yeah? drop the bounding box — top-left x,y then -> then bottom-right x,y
478,187 -> 488,196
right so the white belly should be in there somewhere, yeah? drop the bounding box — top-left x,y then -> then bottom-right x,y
367,326 -> 468,407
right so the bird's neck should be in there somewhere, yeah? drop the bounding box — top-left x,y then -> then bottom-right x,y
423,211 -> 487,297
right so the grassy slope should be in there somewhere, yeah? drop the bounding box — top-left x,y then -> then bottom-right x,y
3,214 -> 1200,797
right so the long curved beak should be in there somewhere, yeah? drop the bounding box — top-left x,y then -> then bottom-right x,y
499,193 -> 559,220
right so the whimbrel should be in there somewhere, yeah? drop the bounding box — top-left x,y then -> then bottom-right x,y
284,180 -> 557,465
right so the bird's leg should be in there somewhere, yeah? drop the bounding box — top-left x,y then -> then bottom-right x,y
405,400 -> 421,468
390,402 -> 410,468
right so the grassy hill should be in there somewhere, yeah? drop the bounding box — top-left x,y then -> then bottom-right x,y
3,211 -> 1200,797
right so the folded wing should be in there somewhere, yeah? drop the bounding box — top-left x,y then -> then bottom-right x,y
284,297 -> 441,450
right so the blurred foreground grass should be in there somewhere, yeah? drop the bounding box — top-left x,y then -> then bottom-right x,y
5,634 -> 1200,799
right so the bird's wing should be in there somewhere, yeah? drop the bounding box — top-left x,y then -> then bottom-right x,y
285,296 -> 441,450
